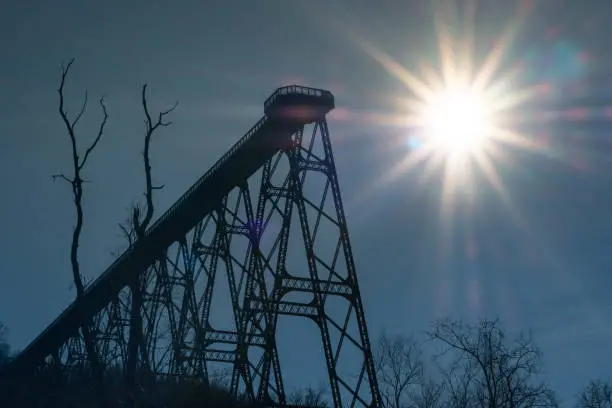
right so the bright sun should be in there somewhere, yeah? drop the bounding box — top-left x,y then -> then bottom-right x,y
421,85 -> 492,155
341,0 -> 543,218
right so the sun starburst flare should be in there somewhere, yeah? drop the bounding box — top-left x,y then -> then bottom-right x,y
344,1 -> 544,222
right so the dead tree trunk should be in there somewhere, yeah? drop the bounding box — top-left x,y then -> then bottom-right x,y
53,58 -> 108,395
124,84 -> 177,394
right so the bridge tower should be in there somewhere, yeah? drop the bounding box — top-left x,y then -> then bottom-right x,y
2,86 -> 381,408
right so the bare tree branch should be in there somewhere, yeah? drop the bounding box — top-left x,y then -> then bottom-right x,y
414,377 -> 445,408
79,96 -> 108,170
289,384 -> 330,408
71,91 -> 88,129
577,380 -> 612,408
119,222 -> 135,247
51,173 -> 74,184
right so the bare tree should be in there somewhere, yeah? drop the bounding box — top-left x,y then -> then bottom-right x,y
53,58 -> 108,377
436,358 -> 475,408
289,384 -> 330,408
122,84 -> 177,389
577,380 -> 612,408
413,376 -> 445,408
428,319 -> 558,408
374,332 -> 424,408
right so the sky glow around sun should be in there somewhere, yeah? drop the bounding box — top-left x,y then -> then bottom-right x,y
342,0 -> 548,220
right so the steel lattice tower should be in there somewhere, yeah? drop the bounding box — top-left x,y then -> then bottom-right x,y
1,86 -> 381,408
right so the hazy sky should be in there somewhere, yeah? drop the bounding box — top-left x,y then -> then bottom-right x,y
1,0 -> 611,403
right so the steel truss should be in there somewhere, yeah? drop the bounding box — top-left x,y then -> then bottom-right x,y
3,88 -> 381,408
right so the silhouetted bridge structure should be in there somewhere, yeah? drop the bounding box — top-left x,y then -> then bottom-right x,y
1,85 -> 381,407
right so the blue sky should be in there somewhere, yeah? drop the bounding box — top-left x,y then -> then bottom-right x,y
1,0 -> 611,403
